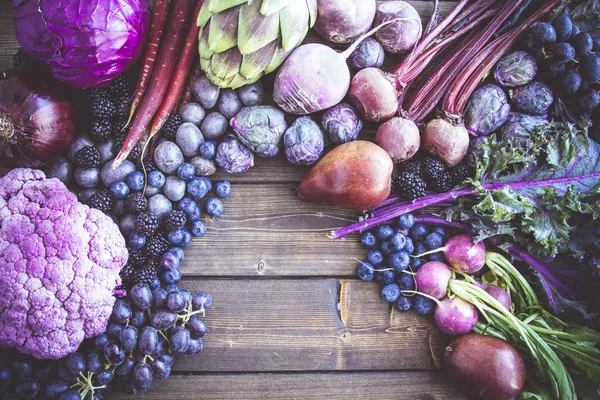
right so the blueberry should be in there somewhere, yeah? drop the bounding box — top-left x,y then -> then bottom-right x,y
205,198 -> 224,217
169,247 -> 185,261
191,220 -> 207,237
215,180 -> 231,198
375,269 -> 395,285
388,232 -> 406,252
424,233 -> 443,250
109,180 -> 130,199
199,140 -> 217,159
161,268 -> 182,285
357,262 -> 375,281
180,230 -> 193,248
367,249 -> 384,266
160,252 -> 180,270
389,251 -> 410,272
381,283 -> 401,303
126,171 -> 145,191
396,295 -> 413,312
177,163 -> 196,181
409,223 -> 428,240
397,213 -> 415,230
432,226 -> 446,237
168,229 -> 185,245
410,257 -> 424,271
128,231 -> 146,249
151,278 -> 161,289
429,252 -> 445,262
376,225 -> 394,241
148,171 -> 166,188
360,232 -> 377,249
414,295 -> 435,315
414,241 -> 427,256
404,237 -> 414,254
201,177 -> 213,192
397,273 -> 415,291
380,240 -> 393,256
178,197 -> 200,221
187,178 -> 210,200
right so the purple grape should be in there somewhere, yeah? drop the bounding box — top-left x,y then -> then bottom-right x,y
185,338 -> 203,355
46,380 -> 70,399
106,322 -> 123,340
119,326 -> 139,352
187,315 -> 209,338
64,353 -> 85,376
111,298 -> 132,324
151,359 -> 171,380
166,291 -> 186,312
15,377 -> 40,399
139,326 -> 159,356
169,326 -> 191,353
159,353 -> 175,367
87,350 -> 103,373
151,288 -> 168,310
130,309 -> 149,328
11,360 -> 32,379
103,341 -> 125,366
130,284 -> 153,311
131,363 -> 153,392
191,291 -> 212,311
92,369 -> 114,386
94,333 -> 109,352
116,357 -> 135,380
58,390 -> 81,400
150,310 -> 178,331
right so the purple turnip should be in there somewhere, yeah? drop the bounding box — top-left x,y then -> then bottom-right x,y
374,1 -> 422,54
376,117 -> 420,163
416,234 -> 486,274
421,118 -> 470,167
314,0 -> 376,44
434,296 -> 478,336
478,283 -> 511,310
414,261 -> 452,299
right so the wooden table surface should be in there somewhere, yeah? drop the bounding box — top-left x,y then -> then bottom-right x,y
0,1 -> 465,398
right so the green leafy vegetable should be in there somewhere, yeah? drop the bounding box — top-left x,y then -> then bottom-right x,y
570,0 -> 600,32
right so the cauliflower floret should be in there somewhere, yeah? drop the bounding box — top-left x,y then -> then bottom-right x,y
0,168 -> 128,359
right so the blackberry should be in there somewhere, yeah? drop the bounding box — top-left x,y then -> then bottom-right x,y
113,94 -> 132,119
164,210 -> 187,231
126,192 -> 148,213
392,171 -> 426,199
119,264 -> 137,288
400,158 -> 423,176
449,163 -> 472,186
132,262 -> 159,286
160,114 -> 183,140
12,48 -> 38,68
126,143 -> 142,163
142,156 -> 158,173
128,247 -> 149,267
109,75 -> 131,99
144,232 -> 170,258
90,96 -> 116,119
429,171 -> 453,193
87,190 -> 113,212
421,157 -> 446,184
90,119 -> 113,143
74,146 -> 101,168
135,211 -> 158,235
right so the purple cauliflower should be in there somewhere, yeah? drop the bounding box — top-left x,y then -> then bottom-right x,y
0,168 -> 128,359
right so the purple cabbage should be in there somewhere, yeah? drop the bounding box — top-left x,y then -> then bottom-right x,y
464,84 -> 510,136
13,0 -> 149,88
215,135 -> 254,174
349,38 -> 385,70
500,113 -> 547,140
510,81 -> 554,115
321,103 -> 363,145
493,51 -> 538,88
283,117 -> 325,166
230,106 -> 287,158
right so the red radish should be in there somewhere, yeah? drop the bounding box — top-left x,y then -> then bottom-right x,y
434,296 -> 478,335
127,0 -> 171,126
478,283 -> 511,310
150,1 -> 203,136
375,117 -> 420,163
416,234 -> 486,274
113,0 -> 196,168
415,261 -> 452,299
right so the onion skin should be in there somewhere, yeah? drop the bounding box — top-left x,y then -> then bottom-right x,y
445,334 -> 527,400
315,0 -> 376,44
0,68 -> 76,168
348,68 -> 399,122
422,119 -> 469,167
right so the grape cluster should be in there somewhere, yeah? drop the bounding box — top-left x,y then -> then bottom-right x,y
0,284 -> 211,399
526,15 -> 600,118
356,213 -> 453,315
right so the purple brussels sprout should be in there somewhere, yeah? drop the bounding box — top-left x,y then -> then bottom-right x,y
510,81 -> 554,115
215,135 -> 254,174
493,51 -> 538,88
500,113 -> 547,140
283,117 -> 325,166
464,84 -> 510,136
230,106 -> 287,157
321,103 -> 363,145
349,38 -> 385,70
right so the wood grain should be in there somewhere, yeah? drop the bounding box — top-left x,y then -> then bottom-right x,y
110,372 -> 462,400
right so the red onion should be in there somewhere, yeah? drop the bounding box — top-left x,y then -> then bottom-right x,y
0,68 -> 76,168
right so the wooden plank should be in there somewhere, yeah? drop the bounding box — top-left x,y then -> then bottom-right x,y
110,371 -> 464,400
174,279 -> 450,372
181,183 -> 363,277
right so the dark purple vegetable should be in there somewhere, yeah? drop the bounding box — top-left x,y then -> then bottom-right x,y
374,1 -> 422,54
0,68 -> 76,168
321,103 -> 363,145
493,51 -> 537,88
464,84 -> 510,136
510,81 -> 553,115
349,39 -> 385,70
231,106 -> 287,158
283,117 -> 325,166
434,296 -> 478,335
215,135 -> 254,174
314,0 -> 376,44
500,113 -> 547,139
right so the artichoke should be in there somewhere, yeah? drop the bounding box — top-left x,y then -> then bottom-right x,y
198,0 -> 317,89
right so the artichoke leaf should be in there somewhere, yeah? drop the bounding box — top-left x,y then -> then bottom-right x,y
238,40 -> 277,83
207,6 -> 240,53
199,21 -> 215,59
206,0 -> 247,14
210,48 -> 243,81
264,45 -> 291,74
305,0 -> 318,27
279,2 -> 310,51
198,2 -> 213,28
260,0 -> 293,16
238,0 -> 280,55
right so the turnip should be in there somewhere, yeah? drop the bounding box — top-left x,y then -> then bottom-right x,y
374,1 -> 422,54
314,0 -> 376,44
434,296 -> 478,335
414,261 -> 452,299
375,117 -> 420,163
421,118 -> 470,167
478,283 -> 511,310
416,234 -> 486,274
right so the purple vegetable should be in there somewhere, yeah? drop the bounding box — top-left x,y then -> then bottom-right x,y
510,81 -> 554,115
480,284 -> 512,310
415,261 -> 452,299
464,84 -> 510,136
215,135 -> 254,174
417,234 -> 486,274
321,103 -> 363,145
374,1 -> 422,54
434,296 -> 478,336
500,113 -> 547,140
231,106 -> 287,157
314,0 -> 376,43
283,117 -> 325,166
13,0 -> 149,88
349,38 -> 385,70
494,51 -> 538,88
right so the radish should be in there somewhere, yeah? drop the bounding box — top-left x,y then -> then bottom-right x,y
434,296 -> 478,335
477,283 -> 511,310
127,0 -> 171,126
416,234 -> 486,274
414,261 -> 452,299
113,0 -> 197,168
